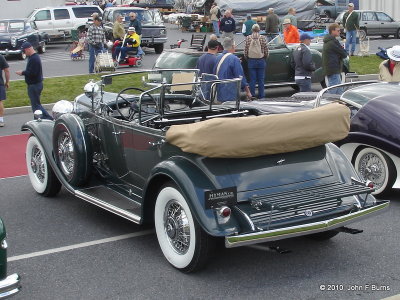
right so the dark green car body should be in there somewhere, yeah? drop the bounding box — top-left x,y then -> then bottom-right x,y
0,217 -> 21,298
154,36 -> 349,89
22,70 -> 387,272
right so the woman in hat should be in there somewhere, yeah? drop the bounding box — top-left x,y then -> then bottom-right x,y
379,45 -> 400,82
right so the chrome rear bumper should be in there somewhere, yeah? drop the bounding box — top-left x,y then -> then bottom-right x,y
0,273 -> 21,299
225,201 -> 389,248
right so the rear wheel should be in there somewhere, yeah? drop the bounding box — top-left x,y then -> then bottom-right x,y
154,183 -> 214,273
354,147 -> 396,196
358,29 -> 367,40
26,135 -> 61,197
37,43 -> 46,54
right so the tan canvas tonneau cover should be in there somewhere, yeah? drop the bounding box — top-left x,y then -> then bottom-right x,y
165,103 -> 350,158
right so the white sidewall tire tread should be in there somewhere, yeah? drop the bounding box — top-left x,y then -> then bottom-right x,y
26,136 -> 49,194
355,147 -> 390,195
154,186 -> 196,270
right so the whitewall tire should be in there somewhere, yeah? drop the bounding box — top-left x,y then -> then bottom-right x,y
154,183 -> 212,272
354,147 -> 395,196
26,135 -> 61,197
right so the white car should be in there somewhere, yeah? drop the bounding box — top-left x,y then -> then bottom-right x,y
27,5 -> 103,41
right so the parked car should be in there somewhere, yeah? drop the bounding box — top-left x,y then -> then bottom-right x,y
102,7 -> 167,54
0,19 -> 46,60
0,217 -> 21,298
22,69 -> 388,272
27,5 -> 103,41
312,81 -> 400,196
335,10 -> 400,39
154,35 -> 349,90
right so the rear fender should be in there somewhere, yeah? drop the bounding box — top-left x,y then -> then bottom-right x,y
145,156 -> 241,237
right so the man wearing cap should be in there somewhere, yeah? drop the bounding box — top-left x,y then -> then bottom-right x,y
265,8 -> 280,41
113,14 -> 125,41
283,19 -> 299,44
114,27 -> 141,62
379,45 -> 400,82
291,33 -> 316,92
0,55 -> 10,127
343,3 -> 359,56
129,12 -> 142,35
197,39 -> 219,76
87,15 -> 106,73
15,42 -> 53,120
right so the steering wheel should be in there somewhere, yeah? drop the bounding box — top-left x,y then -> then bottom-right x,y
115,87 -> 157,121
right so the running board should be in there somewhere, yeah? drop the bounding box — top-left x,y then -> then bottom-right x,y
75,186 -> 141,224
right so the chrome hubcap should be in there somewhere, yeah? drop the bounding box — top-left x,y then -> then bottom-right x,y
31,145 -> 45,183
164,200 -> 190,255
358,153 -> 386,190
57,132 -> 75,180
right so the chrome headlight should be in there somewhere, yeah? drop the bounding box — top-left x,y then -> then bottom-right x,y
1,238 -> 7,249
160,29 -> 166,35
52,100 -> 74,120
11,37 -> 17,47
84,80 -> 100,98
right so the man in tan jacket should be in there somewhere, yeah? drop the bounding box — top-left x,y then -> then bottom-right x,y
113,14 -> 125,41
379,45 -> 400,82
209,2 -> 221,38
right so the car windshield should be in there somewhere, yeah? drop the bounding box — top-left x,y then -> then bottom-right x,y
341,82 -> 400,106
0,21 -> 25,33
268,34 -> 286,47
113,10 -> 153,23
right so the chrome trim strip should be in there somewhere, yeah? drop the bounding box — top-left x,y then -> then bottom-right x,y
0,273 -> 21,299
75,190 -> 141,224
0,50 -> 22,55
225,201 -> 389,248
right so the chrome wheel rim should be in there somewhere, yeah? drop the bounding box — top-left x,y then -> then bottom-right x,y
57,131 -> 75,180
358,152 -> 386,190
30,145 -> 45,183
164,200 -> 191,255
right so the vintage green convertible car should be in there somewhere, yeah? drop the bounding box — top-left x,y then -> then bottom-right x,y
154,35 -> 349,90
23,70 -> 387,272
0,217 -> 21,298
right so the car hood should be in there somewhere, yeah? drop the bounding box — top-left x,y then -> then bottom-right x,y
199,145 -> 333,196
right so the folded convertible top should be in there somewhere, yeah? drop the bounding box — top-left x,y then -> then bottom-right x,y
165,103 -> 350,158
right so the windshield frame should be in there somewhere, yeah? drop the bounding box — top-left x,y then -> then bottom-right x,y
0,20 -> 26,33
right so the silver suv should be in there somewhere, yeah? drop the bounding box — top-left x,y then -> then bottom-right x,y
336,10 -> 400,39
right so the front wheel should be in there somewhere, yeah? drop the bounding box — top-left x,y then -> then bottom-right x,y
354,147 -> 396,196
37,44 -> 46,54
19,51 -> 26,60
26,135 -> 61,197
397,28 -> 400,39
154,183 -> 213,273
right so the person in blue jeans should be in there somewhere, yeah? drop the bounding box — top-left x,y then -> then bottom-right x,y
244,24 -> 268,99
87,16 -> 106,73
343,3 -> 359,56
322,23 -> 348,94
16,42 -> 53,120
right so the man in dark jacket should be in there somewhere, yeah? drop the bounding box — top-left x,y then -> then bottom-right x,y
322,23 -> 348,94
342,3 -> 359,56
15,42 -> 52,120
265,8 -> 279,41
220,10 -> 236,39
291,33 -> 315,92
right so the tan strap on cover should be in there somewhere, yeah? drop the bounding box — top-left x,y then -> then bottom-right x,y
166,103 -> 350,158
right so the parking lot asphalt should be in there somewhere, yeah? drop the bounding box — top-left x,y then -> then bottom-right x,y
1,108 -> 400,300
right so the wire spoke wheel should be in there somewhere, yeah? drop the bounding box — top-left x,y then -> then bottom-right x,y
57,131 -> 75,181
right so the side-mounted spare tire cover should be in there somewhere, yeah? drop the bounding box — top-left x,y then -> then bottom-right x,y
53,113 -> 92,186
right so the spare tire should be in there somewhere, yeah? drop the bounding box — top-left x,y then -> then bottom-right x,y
53,114 -> 92,186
